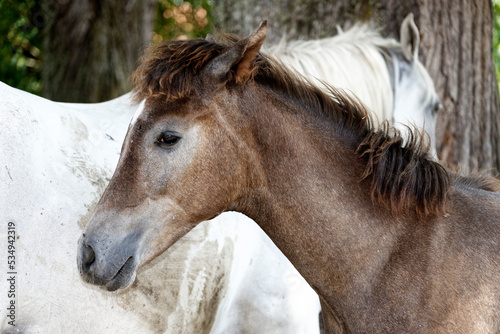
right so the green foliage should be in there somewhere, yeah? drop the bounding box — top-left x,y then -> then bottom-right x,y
0,0 -> 43,95
0,0 -> 212,96
494,0 -> 500,84
154,0 -> 213,43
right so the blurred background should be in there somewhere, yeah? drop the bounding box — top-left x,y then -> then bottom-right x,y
1,0 -> 500,174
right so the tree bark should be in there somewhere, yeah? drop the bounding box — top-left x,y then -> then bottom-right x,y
42,0 -> 156,103
211,0 -> 384,46
414,1 -> 499,174
212,0 -> 500,175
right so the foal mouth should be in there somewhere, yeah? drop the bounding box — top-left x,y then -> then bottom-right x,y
105,256 -> 137,292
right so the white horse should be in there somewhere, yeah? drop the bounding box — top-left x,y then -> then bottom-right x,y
0,15 -> 438,334
0,84 -> 316,334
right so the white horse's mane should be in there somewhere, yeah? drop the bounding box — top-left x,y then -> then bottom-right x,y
267,25 -> 402,124
271,24 -> 400,51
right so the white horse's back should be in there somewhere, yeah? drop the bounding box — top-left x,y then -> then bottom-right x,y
0,82 -> 318,333
0,85 -> 142,332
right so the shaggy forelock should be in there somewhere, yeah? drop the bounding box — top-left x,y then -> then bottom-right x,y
132,39 -> 225,103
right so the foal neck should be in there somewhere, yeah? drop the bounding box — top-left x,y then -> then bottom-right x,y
223,76 -> 448,331
233,86 -> 397,291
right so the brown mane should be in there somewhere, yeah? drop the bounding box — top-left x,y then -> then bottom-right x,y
357,125 -> 449,219
132,35 -> 451,219
132,39 -> 225,102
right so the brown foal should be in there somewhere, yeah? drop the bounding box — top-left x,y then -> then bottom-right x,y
78,22 -> 500,333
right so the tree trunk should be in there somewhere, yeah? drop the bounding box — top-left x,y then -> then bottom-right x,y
212,0 -> 500,175
383,0 -> 500,174
211,0 -> 385,46
42,0 -> 156,103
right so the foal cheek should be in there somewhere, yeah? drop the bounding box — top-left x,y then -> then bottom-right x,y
179,143 -> 245,218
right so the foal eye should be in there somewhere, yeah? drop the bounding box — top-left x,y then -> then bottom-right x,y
156,132 -> 181,149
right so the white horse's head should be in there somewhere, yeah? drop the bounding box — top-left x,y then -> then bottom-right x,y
388,14 -> 441,159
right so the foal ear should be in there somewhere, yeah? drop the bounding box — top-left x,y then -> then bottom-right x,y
400,13 -> 420,62
206,21 -> 267,83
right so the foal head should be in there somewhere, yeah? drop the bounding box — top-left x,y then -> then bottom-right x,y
77,20 -> 447,292
78,23 -> 269,291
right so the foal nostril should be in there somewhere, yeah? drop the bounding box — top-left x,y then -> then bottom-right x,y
81,243 -> 96,273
